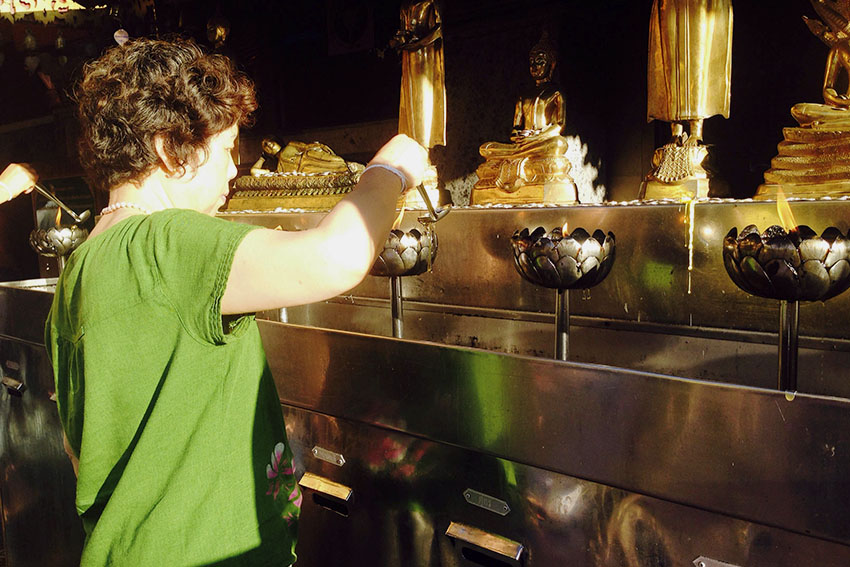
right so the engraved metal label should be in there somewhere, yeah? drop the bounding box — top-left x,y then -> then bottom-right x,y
311,446 -> 346,467
693,556 -> 742,567
463,488 -> 510,516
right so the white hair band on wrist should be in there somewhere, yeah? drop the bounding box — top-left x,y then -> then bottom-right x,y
364,163 -> 408,193
0,181 -> 13,202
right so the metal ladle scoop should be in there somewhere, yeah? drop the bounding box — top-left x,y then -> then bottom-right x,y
33,183 -> 91,224
416,184 -> 450,224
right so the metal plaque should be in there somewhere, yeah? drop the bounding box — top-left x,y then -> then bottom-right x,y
311,445 -> 346,467
463,488 -> 510,516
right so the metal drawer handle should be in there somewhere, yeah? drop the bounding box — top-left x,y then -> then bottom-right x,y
445,522 -> 525,566
298,472 -> 353,517
2,376 -> 26,396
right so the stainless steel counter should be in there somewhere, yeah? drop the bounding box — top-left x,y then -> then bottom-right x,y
0,279 -> 83,567
227,200 -> 850,397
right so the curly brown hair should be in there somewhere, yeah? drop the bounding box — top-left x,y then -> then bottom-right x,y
75,37 -> 257,192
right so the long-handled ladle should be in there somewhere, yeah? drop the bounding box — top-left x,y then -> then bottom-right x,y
33,183 -> 91,224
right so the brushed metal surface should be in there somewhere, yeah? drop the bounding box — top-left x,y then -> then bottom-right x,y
261,321 -> 850,546
0,339 -> 83,567
284,405 -> 850,566
0,280 -> 56,346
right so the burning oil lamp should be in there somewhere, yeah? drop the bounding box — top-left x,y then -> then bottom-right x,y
722,223 -> 850,391
29,185 -> 90,274
30,217 -> 89,273
370,225 -> 438,338
511,225 -> 615,360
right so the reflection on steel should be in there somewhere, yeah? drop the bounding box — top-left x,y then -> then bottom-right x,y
723,224 -> 850,390
282,397 -> 850,565
0,281 -> 85,566
263,322 -> 850,551
370,226 -> 438,338
511,226 -> 615,360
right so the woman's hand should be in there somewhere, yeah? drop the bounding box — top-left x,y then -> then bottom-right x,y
0,163 -> 38,203
368,134 -> 428,191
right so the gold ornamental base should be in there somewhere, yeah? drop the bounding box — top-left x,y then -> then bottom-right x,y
639,177 -> 709,201
470,181 -> 576,206
755,181 -> 850,200
761,126 -> 850,191
471,153 -> 577,205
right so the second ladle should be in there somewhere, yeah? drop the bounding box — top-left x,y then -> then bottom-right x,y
34,183 -> 90,224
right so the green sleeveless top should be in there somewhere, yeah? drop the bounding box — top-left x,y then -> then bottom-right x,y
45,209 -> 300,566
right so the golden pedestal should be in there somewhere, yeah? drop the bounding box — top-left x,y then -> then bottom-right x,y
470,155 -> 577,205
639,141 -> 727,200
758,126 -> 850,198
639,178 -> 710,201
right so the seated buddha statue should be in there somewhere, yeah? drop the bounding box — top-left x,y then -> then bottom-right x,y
790,35 -> 850,129
471,32 -> 576,205
758,7 -> 850,194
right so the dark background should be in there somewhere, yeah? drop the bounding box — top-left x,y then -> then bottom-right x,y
0,0 -> 831,279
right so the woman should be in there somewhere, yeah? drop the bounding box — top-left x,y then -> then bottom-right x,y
0,162 -> 38,203
46,37 -> 427,566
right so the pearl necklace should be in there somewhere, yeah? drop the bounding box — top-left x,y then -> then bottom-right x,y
99,202 -> 153,216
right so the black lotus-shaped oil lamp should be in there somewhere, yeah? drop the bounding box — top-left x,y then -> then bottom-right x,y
723,224 -> 850,391
370,226 -> 438,338
29,184 -> 91,274
511,226 -> 615,360
29,224 -> 88,273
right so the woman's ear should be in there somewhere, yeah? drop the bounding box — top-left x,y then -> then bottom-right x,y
153,134 -> 181,176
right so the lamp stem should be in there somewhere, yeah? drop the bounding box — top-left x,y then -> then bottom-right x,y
391,276 -> 403,338
555,288 -> 569,361
778,299 -> 799,391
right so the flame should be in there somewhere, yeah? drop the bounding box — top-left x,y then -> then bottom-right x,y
776,187 -> 798,231
391,204 -> 406,230
54,206 -> 62,227
561,220 -> 568,235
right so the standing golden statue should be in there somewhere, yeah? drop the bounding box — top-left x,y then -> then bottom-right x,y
471,31 -> 576,205
392,0 -> 446,149
641,0 -> 733,200
760,0 -> 850,196
390,0 -> 446,208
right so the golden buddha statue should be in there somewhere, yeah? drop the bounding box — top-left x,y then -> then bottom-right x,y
390,0 -> 446,210
641,0 -> 733,200
229,138 -> 364,212
758,1 -> 850,196
392,0 -> 446,150
471,32 -> 576,205
250,139 -> 361,176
